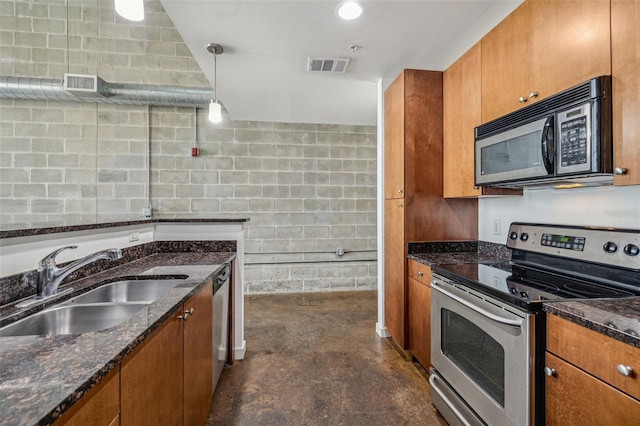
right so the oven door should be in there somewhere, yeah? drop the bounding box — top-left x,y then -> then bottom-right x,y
430,274 -> 535,426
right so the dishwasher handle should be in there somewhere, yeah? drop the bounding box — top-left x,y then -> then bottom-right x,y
431,279 -> 523,328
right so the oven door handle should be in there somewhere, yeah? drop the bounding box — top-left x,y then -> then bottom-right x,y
432,281 -> 523,328
429,373 -> 473,426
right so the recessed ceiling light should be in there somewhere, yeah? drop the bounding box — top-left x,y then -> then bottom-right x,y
337,2 -> 362,20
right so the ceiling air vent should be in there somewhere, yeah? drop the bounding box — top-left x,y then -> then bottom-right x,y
307,57 -> 351,73
63,73 -> 106,97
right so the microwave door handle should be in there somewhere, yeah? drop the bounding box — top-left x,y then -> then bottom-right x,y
431,281 -> 523,328
541,115 -> 554,174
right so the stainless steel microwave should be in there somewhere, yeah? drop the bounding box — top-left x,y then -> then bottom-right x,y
474,76 -> 613,188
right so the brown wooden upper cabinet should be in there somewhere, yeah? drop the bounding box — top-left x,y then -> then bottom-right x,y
611,0 -> 640,185
443,43 -> 523,198
383,72 -> 406,200
443,43 -> 482,198
481,0 -> 611,123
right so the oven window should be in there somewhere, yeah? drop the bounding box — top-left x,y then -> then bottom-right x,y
441,309 -> 505,407
481,130 -> 543,175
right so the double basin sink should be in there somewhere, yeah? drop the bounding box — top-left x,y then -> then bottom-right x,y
0,278 -> 187,337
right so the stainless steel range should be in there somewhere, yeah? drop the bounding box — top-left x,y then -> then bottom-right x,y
429,223 -> 640,426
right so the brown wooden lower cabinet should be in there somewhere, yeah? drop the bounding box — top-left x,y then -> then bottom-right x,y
545,352 -> 640,425
184,281 -> 214,426
121,281 -> 213,426
120,306 -> 184,426
545,314 -> 640,425
407,276 -> 431,369
407,260 -> 432,368
54,367 -> 119,426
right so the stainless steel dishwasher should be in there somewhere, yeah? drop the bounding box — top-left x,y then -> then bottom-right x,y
212,262 -> 230,393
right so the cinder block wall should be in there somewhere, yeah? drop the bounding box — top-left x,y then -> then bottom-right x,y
0,0 -> 377,293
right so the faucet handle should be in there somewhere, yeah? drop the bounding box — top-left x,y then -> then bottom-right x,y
39,245 -> 78,268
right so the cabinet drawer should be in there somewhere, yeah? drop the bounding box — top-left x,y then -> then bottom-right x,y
545,352 -> 640,425
408,260 -> 431,286
547,314 -> 640,400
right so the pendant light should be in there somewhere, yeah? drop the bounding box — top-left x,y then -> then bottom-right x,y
115,0 -> 144,22
207,43 -> 223,123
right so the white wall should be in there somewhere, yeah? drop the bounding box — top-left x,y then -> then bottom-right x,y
479,185 -> 640,243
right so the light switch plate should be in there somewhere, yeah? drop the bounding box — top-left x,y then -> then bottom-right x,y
492,219 -> 501,236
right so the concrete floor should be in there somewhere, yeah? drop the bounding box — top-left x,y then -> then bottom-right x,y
206,291 -> 447,425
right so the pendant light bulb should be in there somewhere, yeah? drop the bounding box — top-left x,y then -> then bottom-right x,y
209,100 -> 222,123
206,43 -> 224,124
115,0 -> 145,22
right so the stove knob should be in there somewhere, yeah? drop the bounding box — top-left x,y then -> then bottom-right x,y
509,232 -> 519,240
623,244 -> 639,256
603,242 -> 618,253
520,233 -> 529,242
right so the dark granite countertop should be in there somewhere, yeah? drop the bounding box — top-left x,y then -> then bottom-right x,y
0,251 -> 235,426
543,299 -> 640,349
0,217 -> 250,240
407,240 -> 512,266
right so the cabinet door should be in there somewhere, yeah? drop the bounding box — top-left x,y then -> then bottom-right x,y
184,281 -> 213,426
481,1 -> 532,122
545,352 -> 640,426
547,314 -> 640,400
530,0 -> 611,102
384,71 -> 405,200
121,308 -> 184,426
612,0 -> 640,186
54,368 -> 119,426
384,198 -> 406,348
444,42 -> 482,198
408,276 -> 431,369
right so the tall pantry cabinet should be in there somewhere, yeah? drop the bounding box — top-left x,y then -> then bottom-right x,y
383,69 -> 478,351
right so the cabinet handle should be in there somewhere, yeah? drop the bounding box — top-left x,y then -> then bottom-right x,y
613,167 -> 628,176
544,366 -> 556,377
616,364 -> 634,377
178,308 -> 195,321
518,96 -> 527,103
417,271 -> 424,276
528,91 -> 538,99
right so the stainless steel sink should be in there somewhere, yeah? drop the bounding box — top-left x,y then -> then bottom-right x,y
67,279 -> 184,304
0,303 -> 147,337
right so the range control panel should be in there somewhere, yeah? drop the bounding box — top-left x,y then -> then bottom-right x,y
506,223 -> 640,270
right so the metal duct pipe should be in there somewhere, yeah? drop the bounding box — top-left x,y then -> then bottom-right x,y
0,76 -> 214,108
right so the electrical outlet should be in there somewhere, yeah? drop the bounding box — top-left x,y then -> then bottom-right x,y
492,219 -> 502,236
129,232 -> 140,242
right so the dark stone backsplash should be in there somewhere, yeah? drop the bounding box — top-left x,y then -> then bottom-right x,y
407,240 -> 478,254
407,240 -> 511,261
0,240 -> 237,307
478,241 -> 512,261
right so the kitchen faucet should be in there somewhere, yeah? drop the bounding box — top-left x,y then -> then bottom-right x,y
37,245 -> 123,298
16,245 -> 123,309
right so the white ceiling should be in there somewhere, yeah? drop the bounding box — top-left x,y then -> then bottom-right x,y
160,0 -> 523,126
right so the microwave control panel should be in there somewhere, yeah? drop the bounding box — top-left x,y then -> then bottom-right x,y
556,102 -> 592,173
559,115 -> 588,166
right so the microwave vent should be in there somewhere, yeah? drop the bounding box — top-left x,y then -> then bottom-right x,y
476,76 -> 610,140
